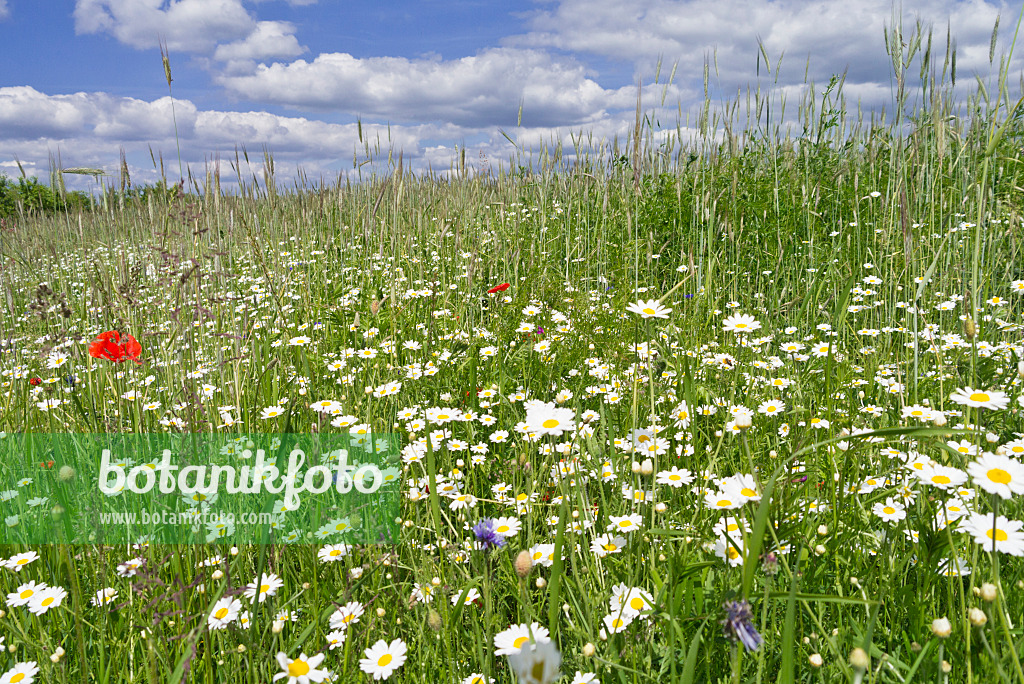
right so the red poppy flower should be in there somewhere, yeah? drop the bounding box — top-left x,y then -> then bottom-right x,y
89,330 -> 142,364
39,460 -> 54,469
28,377 -> 42,386
487,283 -> 511,294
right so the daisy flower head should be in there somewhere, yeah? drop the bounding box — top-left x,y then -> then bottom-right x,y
91,587 -> 119,607
722,313 -> 762,333
245,572 -> 284,603
591,534 -> 627,557
626,298 -> 672,319
318,544 -> 351,563
4,551 -> 39,572
872,498 -> 906,523
0,662 -> 39,684
208,597 -> 241,630
274,652 -> 329,684
494,622 -> 551,655
506,638 -> 561,684
7,581 -> 47,607
26,586 -> 67,616
359,639 -> 408,681
524,401 -> 576,438
960,513 -> 1024,555
607,514 -> 643,533
967,453 -> 1024,499
949,387 -> 1010,410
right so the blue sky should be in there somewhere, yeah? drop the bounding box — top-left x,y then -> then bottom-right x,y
0,0 -> 1018,187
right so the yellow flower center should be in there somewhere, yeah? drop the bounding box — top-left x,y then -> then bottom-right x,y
41,597 -> 54,607
603,544 -> 617,551
288,660 -> 310,677
987,529 -> 1009,542
642,308 -> 655,315
542,419 -> 560,429
329,550 -> 341,557
513,636 -> 530,649
969,392 -> 990,403
883,507 -> 896,515
19,589 -> 33,599
260,584 -> 270,593
618,520 -> 632,527
741,488 -> 757,497
11,674 -> 25,684
932,475 -> 951,485
987,469 -> 1012,485
215,608 -> 229,619
629,597 -> 646,611
378,654 -> 393,667
717,499 -> 732,508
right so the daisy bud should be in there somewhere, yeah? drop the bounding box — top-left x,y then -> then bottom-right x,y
814,544 -> 826,556
350,567 -> 364,580
857,391 -> 865,399
230,546 -> 239,556
735,413 -> 752,429
1017,360 -> 1024,378
514,550 -> 532,578
808,653 -> 823,668
640,458 -> 654,475
536,577 -> 547,589
769,450 -> 777,459
715,430 -> 723,438
237,645 -> 246,653
302,582 -> 310,590
941,661 -> 951,674
431,577 -> 441,586
969,608 -> 987,626
211,570 -> 224,580
980,583 -> 998,602
50,653 -> 60,663
55,647 -> 64,657
376,607 -> 386,617
272,621 -> 284,634
654,502 -> 667,513
582,643 -> 596,657
931,617 -> 951,638
817,525 -> 828,536
849,647 -> 870,670
986,432 -> 999,444
631,461 -> 641,474
850,577 -> 860,588
933,413 -> 947,427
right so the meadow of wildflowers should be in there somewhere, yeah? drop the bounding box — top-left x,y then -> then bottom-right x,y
1,24 -> 1024,684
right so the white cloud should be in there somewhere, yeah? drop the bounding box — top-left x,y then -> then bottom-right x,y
515,0 -> 1011,95
213,20 -> 305,64
72,0 -> 307,57
0,1 -> 10,21
216,47 -> 689,127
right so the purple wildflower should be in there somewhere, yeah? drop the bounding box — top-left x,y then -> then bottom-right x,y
473,518 -> 506,551
721,600 -> 762,652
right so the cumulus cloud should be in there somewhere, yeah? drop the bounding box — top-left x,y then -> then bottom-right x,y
216,47 -> 689,127
515,0 -> 1010,96
72,0 -> 307,60
0,86 -> 698,188
213,21 -> 305,64
0,0 -> 10,21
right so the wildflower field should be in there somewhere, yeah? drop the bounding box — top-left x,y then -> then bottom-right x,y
2,30 -> 1024,684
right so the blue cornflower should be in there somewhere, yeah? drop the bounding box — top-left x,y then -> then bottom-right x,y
473,518 -> 506,551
